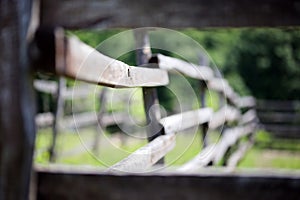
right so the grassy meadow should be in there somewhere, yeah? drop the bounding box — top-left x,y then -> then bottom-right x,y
34,127 -> 300,170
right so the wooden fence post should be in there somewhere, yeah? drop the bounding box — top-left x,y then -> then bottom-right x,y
134,29 -> 165,164
0,0 -> 36,199
199,54 -> 209,148
49,77 -> 65,162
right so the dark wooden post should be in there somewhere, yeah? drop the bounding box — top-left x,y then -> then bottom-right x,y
0,0 -> 36,199
199,54 -> 209,148
134,29 -> 165,164
49,77 -> 65,162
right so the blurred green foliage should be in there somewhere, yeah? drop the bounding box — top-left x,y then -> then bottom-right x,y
224,28 -> 300,100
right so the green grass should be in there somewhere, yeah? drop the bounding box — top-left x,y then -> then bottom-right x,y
165,132 -> 202,165
239,148 -> 300,169
34,128 -> 300,170
34,129 -> 202,167
239,130 -> 300,169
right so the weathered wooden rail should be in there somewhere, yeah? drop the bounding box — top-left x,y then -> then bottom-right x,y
1,0 -> 300,199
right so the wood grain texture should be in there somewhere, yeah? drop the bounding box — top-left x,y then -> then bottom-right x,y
36,167 -> 300,200
160,108 -> 213,134
0,0 -> 35,199
108,134 -> 175,173
40,0 -> 300,28
33,29 -> 169,88
156,54 -> 214,81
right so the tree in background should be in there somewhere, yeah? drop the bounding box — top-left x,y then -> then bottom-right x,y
224,28 -> 300,100
183,29 -> 251,97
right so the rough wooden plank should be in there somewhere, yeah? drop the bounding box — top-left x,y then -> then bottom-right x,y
0,0 -> 35,199
34,80 -> 57,94
154,54 -> 214,81
178,144 -> 217,171
41,0 -> 300,28
160,108 -> 213,134
32,28 -> 169,88
108,134 -> 175,173
36,167 -> 300,200
209,106 -> 241,130
213,124 -> 257,164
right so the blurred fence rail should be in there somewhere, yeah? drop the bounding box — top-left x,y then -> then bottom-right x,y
257,100 -> 300,139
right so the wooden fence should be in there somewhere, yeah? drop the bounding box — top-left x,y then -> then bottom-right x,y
257,100 -> 300,139
1,0 -> 300,200
31,26 -> 258,198
32,26 -> 258,171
